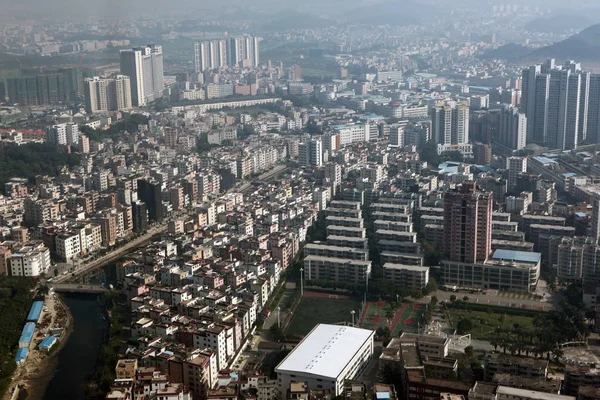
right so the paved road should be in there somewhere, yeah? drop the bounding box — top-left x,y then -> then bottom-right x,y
53,224 -> 167,284
229,165 -> 289,194
262,282 -> 297,336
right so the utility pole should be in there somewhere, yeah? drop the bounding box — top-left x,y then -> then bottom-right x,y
300,267 -> 304,296
277,306 -> 281,328
351,310 -> 355,327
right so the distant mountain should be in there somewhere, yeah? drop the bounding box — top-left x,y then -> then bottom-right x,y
525,14 -> 597,33
524,23 -> 600,62
344,1 -> 438,26
257,11 -> 336,32
478,43 -> 533,62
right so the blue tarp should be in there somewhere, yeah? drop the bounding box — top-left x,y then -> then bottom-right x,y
38,336 -> 57,351
18,322 -> 35,347
26,301 -> 44,322
15,348 -> 28,365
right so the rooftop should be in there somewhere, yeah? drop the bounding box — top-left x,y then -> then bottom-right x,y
496,385 -> 574,400
275,324 -> 374,379
491,249 -> 541,265
382,263 -> 429,272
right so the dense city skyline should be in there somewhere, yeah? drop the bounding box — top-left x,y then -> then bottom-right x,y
3,2 -> 600,400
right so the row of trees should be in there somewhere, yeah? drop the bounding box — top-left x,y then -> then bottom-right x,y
486,312 -> 576,360
94,291 -> 128,394
449,283 -> 592,361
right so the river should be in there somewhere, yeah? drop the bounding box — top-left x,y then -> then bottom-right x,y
42,294 -> 108,400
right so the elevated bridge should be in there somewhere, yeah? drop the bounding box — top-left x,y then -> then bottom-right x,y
52,284 -> 107,294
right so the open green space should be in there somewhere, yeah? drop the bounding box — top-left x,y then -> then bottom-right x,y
285,297 -> 361,337
448,308 -> 535,341
361,301 -> 425,335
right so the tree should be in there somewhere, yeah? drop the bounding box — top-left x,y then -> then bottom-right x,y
499,314 -> 506,326
464,345 -> 474,358
443,151 -> 464,162
420,239 -> 442,266
424,278 -> 438,294
376,326 -> 391,339
463,296 -> 469,302
420,141 -> 441,166
269,325 -> 286,342
450,295 -> 457,303
456,318 -> 473,334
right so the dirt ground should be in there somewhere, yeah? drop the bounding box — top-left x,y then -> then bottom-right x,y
3,292 -> 72,400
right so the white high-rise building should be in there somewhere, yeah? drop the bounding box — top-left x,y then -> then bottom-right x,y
46,123 -> 79,146
310,139 -> 323,167
390,124 -> 405,147
84,75 -> 132,113
120,44 -> 164,106
227,36 -> 260,67
298,139 -> 323,166
521,59 -> 589,149
114,75 -> 133,111
430,100 -> 469,150
194,40 -> 228,72
498,104 -> 527,151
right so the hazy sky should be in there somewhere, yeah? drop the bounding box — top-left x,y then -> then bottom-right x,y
1,0 -> 599,21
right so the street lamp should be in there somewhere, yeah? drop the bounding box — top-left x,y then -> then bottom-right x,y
300,268 -> 304,296
277,306 -> 281,328
351,310 -> 356,327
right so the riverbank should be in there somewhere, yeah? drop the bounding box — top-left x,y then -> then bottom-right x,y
85,291 -> 127,398
3,293 -> 73,400
42,295 -> 109,399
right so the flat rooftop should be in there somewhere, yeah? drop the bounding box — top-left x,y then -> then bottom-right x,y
383,263 -> 429,272
496,385 -> 574,400
275,324 -> 374,379
304,243 -> 368,254
304,255 -> 371,268
491,249 -> 541,265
